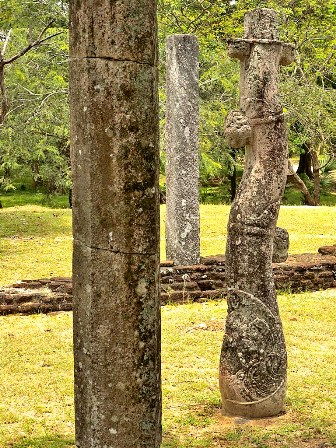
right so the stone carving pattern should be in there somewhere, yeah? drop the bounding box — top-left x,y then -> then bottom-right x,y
221,290 -> 286,402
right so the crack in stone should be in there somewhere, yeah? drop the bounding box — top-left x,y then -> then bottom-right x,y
74,238 -> 157,257
71,56 -> 156,67
227,288 -> 277,319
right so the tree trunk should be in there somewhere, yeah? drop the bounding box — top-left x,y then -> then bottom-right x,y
68,187 -> 72,208
0,63 -> 9,125
287,161 -> 316,206
3,166 -> 10,178
296,145 -> 313,179
220,8 -> 294,418
311,150 -> 320,206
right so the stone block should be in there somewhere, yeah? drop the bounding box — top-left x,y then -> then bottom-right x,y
70,58 -> 159,254
318,245 -> 336,256
272,227 -> 289,263
73,240 -> 161,447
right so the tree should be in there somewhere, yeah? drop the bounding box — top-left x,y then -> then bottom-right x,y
160,0 -> 336,204
0,0 -> 335,204
0,1 -> 69,195
158,1 -> 241,192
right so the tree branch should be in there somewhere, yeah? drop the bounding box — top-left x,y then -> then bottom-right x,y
287,160 -> 316,206
1,29 -> 12,57
0,64 -> 9,125
23,89 -> 68,126
0,21 -> 63,125
188,4 -> 213,33
4,21 -> 63,65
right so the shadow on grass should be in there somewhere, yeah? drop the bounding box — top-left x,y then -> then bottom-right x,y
0,207 -> 72,239
0,192 -> 70,209
11,434 -> 75,448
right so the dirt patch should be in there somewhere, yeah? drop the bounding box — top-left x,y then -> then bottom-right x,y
213,408 -> 295,429
207,409 -> 333,448
183,319 -> 225,333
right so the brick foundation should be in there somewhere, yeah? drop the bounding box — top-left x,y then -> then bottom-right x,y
0,253 -> 335,315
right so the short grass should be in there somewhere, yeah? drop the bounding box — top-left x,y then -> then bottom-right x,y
0,204 -> 335,285
1,289 -> 336,447
0,191 -> 69,209
0,206 -> 72,285
0,202 -> 335,446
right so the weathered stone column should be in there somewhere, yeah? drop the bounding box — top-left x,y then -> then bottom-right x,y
219,9 -> 294,418
69,1 -> 161,447
165,34 -> 200,265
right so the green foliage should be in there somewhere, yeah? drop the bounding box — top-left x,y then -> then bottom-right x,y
0,0 -> 68,29
0,2 -> 69,193
319,157 -> 336,194
158,0 -> 336,192
0,0 -> 335,197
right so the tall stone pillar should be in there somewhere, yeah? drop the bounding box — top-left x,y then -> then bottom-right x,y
219,9 -> 294,418
69,2 -> 161,447
165,34 -> 200,266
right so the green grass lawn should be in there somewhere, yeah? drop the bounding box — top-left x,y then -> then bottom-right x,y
0,203 -> 336,447
0,191 -> 70,209
0,290 -> 335,447
0,204 -> 335,286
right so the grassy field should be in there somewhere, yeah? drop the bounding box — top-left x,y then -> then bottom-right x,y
0,204 -> 335,286
0,290 -> 336,447
0,191 -> 70,209
0,203 -> 336,447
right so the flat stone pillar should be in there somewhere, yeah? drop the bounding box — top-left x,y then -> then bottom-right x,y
165,34 -> 200,266
219,9 -> 295,418
69,2 -> 161,447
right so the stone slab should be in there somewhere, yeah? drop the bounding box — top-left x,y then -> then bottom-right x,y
70,0 -> 158,64
165,34 -> 200,265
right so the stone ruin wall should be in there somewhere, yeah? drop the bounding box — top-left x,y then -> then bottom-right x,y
1,253 -> 335,315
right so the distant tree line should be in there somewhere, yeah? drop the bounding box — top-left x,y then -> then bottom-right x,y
0,0 -> 335,205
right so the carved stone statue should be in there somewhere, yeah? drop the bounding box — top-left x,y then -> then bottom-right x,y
219,8 -> 294,418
